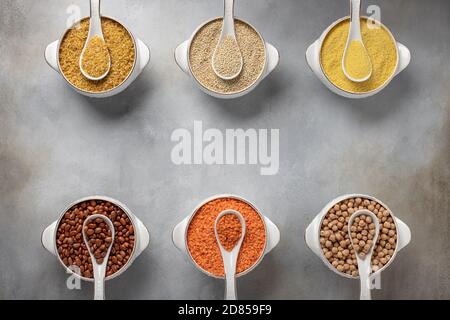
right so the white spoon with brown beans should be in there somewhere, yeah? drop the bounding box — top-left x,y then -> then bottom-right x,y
82,214 -> 115,300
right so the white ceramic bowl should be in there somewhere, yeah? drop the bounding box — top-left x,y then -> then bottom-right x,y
172,194 -> 280,279
45,16 -> 151,98
41,195 -> 150,282
305,194 -> 411,279
175,17 -> 280,99
306,16 -> 411,99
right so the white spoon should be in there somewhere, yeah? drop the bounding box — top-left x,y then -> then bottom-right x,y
79,0 -> 111,81
82,214 -> 115,300
342,0 -> 373,82
212,0 -> 243,80
214,209 -> 246,300
348,209 -> 380,300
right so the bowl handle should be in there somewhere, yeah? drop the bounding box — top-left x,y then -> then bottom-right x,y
305,40 -> 322,77
172,217 -> 189,253
41,221 -> 57,255
263,216 -> 280,254
305,216 -> 322,257
395,217 -> 411,251
174,40 -> 190,75
137,39 -> 151,73
263,43 -> 280,79
45,40 -> 60,72
134,216 -> 150,256
395,42 -> 411,76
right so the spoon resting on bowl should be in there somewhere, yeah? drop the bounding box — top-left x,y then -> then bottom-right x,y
82,214 -> 115,300
79,0 -> 111,81
214,209 -> 246,300
348,209 -> 380,300
212,0 -> 243,80
342,0 -> 373,82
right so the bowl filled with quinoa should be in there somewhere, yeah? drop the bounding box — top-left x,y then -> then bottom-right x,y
305,194 -> 411,279
172,194 -> 280,279
41,195 -> 150,282
175,17 -> 279,99
45,16 -> 150,98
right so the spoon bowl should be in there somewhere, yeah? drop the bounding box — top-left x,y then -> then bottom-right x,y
342,0 -> 373,82
348,209 -> 380,300
212,0 -> 243,80
82,214 -> 115,300
214,209 -> 246,300
79,0 -> 111,81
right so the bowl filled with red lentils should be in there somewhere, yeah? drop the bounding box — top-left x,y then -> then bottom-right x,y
45,15 -> 150,98
173,195 -> 280,278
305,194 -> 411,279
42,196 -> 149,281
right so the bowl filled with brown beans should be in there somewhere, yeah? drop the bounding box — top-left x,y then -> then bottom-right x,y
305,194 -> 411,279
42,196 -> 149,282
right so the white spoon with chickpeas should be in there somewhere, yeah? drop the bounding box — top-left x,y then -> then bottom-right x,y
348,210 -> 380,300
82,214 -> 115,300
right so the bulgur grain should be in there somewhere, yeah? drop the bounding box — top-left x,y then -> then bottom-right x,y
59,17 -> 135,93
81,35 -> 110,78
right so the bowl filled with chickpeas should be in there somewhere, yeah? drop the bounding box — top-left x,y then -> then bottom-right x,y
305,194 -> 411,279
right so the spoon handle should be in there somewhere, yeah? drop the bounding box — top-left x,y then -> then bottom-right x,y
93,263 -> 106,300
89,0 -> 102,37
349,0 -> 362,40
223,0 -> 236,36
358,258 -> 372,300
224,254 -> 238,300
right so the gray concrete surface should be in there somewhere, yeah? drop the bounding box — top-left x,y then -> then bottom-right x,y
0,0 -> 449,300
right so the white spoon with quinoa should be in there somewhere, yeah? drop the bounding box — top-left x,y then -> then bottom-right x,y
79,0 -> 111,81
212,0 -> 244,80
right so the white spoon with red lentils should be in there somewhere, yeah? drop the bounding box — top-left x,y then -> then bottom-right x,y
348,209 -> 380,300
214,210 -> 246,300
82,214 -> 115,300
79,0 -> 111,81
211,0 -> 244,80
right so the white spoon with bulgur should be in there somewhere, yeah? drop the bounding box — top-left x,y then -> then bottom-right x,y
79,0 -> 111,81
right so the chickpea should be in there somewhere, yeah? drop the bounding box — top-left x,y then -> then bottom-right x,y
320,197 -> 397,277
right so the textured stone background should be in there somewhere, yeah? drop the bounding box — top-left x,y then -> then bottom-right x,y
0,0 -> 448,299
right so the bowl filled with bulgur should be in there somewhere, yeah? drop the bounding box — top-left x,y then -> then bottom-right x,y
175,17 -> 279,99
45,16 -> 150,98
172,194 -> 280,279
305,194 -> 411,279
